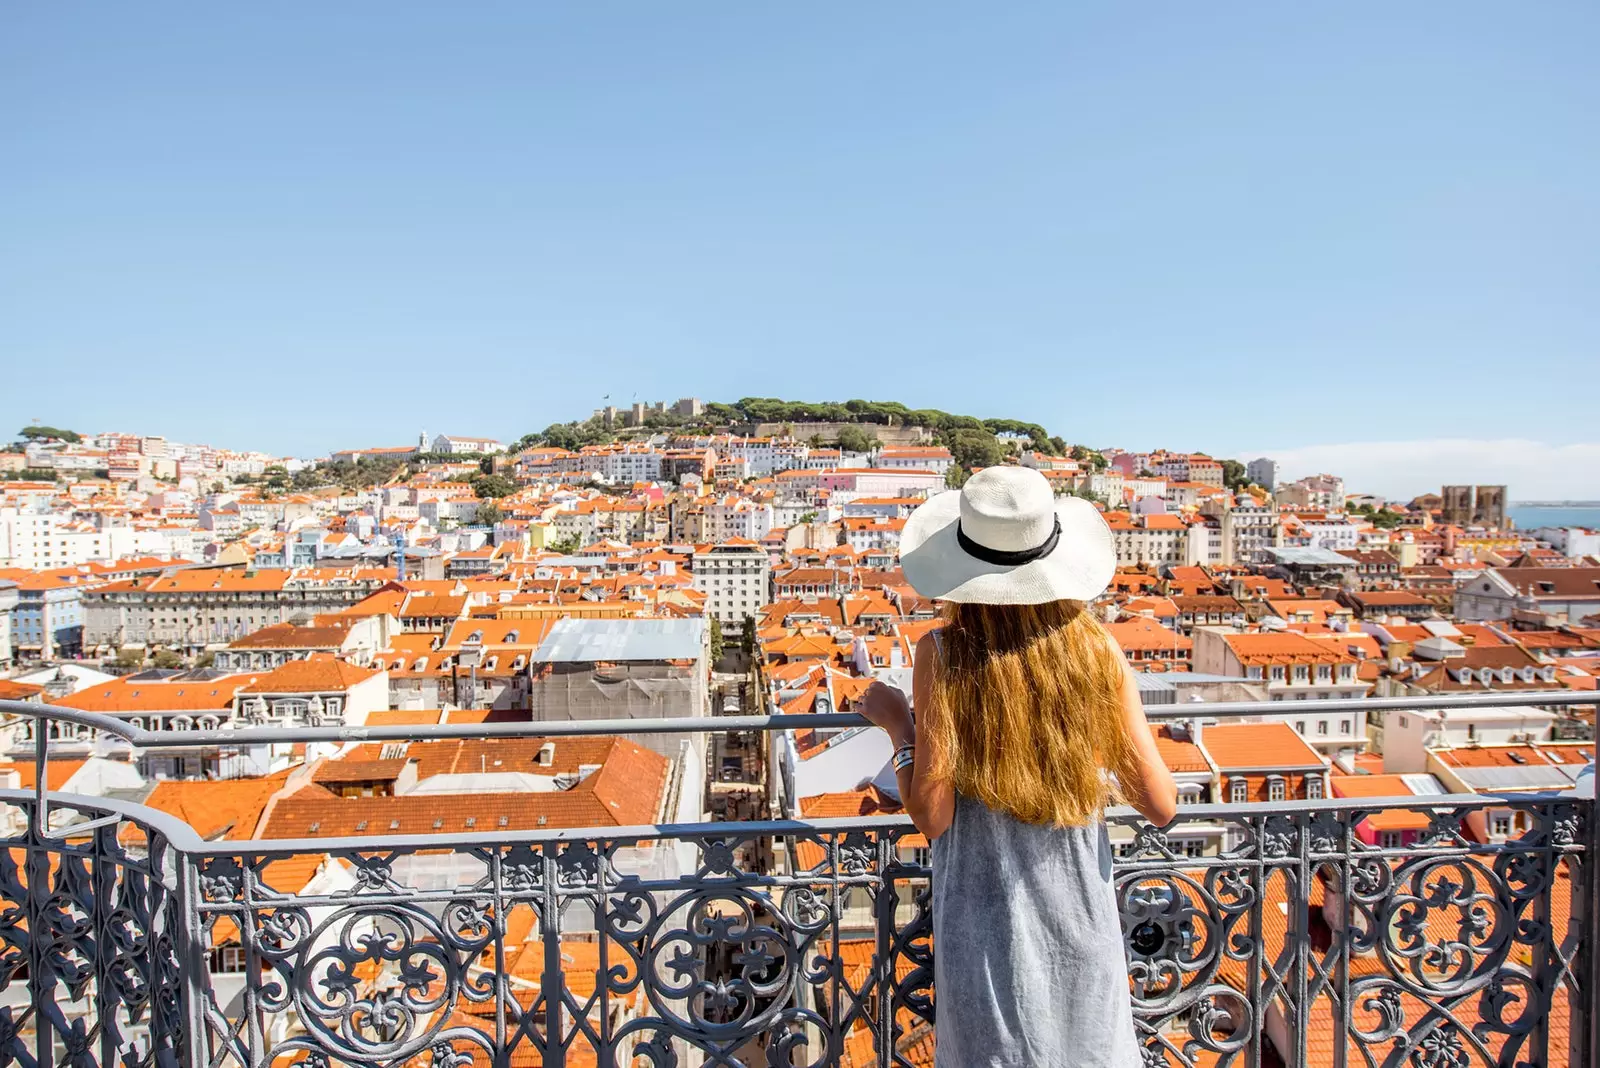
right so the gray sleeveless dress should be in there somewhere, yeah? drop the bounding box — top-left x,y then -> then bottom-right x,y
930,787 -> 1142,1065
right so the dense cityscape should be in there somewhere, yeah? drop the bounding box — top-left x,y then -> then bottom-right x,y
1,402 -> 1595,1066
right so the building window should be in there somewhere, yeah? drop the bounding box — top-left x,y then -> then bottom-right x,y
1399,715 -> 1408,728
1270,666 -> 1284,682
1317,721 -> 1328,736
1491,814 -> 1512,838
1306,778 -> 1323,800
1340,720 -> 1351,735
1295,721 -> 1305,734
1378,831 -> 1403,848
1229,779 -> 1248,804
1267,778 -> 1286,802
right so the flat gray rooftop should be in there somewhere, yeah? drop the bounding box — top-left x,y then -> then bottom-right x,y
533,617 -> 706,663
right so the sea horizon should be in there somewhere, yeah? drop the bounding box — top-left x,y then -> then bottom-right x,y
1509,505 -> 1600,530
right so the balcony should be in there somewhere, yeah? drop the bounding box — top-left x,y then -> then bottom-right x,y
0,694 -> 1594,1068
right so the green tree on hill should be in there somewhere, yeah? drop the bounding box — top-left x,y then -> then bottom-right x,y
20,425 -> 80,443
520,418 -> 613,451
947,428 -> 1004,471
836,425 -> 880,454
476,500 -> 504,526
470,474 -> 517,499
548,532 -> 582,554
1219,459 -> 1252,492
1352,502 -> 1405,530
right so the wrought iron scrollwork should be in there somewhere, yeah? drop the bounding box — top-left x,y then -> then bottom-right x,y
0,785 -> 1589,1068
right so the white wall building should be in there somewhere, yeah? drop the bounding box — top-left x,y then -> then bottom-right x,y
0,580 -> 16,668
705,498 -> 774,543
1216,502 -> 1281,566
431,435 -> 506,455
1185,518 -> 1225,566
1247,458 -> 1278,491
1531,527 -> 1600,559
599,448 -> 664,484
776,726 -> 895,815
418,498 -> 483,526
0,504 -> 136,570
691,542 -> 771,633
876,448 -> 954,476
1276,475 -> 1345,511
1299,516 -> 1361,552
1382,705 -> 1557,774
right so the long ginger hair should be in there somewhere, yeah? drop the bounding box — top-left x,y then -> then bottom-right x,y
924,599 -> 1138,826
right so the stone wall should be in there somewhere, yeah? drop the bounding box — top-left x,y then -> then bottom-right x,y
740,421 -> 936,445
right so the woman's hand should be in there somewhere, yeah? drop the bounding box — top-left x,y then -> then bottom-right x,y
857,680 -> 914,745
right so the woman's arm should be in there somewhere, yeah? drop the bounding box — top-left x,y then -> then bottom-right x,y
1111,652 -> 1179,826
857,632 -> 956,840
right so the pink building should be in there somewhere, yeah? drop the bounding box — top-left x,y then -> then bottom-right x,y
817,469 -> 946,497
1329,774 -> 1435,848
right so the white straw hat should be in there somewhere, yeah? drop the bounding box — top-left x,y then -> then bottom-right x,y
899,466 -> 1115,605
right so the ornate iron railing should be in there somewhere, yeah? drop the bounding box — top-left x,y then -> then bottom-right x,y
0,695 -> 1595,1067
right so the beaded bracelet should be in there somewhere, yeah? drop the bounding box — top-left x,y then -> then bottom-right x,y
891,743 -> 916,773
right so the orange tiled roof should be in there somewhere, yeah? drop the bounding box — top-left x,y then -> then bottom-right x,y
1151,726 -> 1209,773
267,737 -> 670,836
1222,631 -> 1357,666
1201,722 -> 1326,770
61,675 -> 248,712
1106,617 -> 1192,653
0,759 -> 86,790
239,653 -> 381,694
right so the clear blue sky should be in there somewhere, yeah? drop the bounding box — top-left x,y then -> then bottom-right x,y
3,4 -> 1596,493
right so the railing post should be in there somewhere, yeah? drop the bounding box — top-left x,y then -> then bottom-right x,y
542,844 -> 566,1068
173,846 -> 216,1068
1586,792 -> 1600,1068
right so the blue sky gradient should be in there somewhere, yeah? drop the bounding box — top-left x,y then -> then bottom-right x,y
3,4 -> 1596,494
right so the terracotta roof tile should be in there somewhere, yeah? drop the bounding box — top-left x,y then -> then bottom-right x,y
1200,722 -> 1326,770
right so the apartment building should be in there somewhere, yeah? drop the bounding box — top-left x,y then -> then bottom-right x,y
83,566 -> 391,653
1214,500 -> 1280,565
1106,512 -> 1190,569
1382,704 -> 1558,774
876,447 -> 954,475
0,501 -> 135,569
1193,630 -> 1371,760
692,541 -> 771,634
1455,566 -> 1600,624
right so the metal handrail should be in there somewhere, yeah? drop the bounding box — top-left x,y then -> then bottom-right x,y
4,691 -> 1590,850
142,790 -> 1586,858
2,690 -> 1593,748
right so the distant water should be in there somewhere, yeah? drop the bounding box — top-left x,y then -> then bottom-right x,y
1510,506 -> 1600,530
